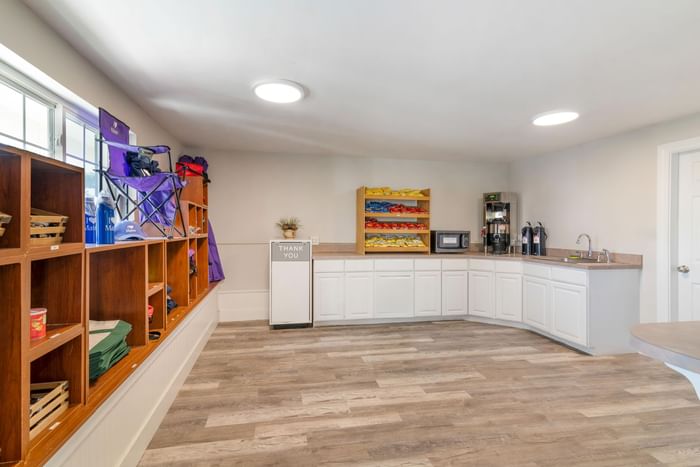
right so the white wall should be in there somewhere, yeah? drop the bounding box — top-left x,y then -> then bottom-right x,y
205,150 -> 508,318
510,111 -> 700,323
0,0 -> 180,151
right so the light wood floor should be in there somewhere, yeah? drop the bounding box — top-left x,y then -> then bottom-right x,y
139,321 -> 700,466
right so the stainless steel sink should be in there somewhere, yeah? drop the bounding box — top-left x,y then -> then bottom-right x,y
533,256 -> 603,264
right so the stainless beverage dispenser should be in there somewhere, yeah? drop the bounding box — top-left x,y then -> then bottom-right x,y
483,192 -> 518,255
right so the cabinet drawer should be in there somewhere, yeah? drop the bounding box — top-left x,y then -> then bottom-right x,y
551,266 -> 587,286
345,259 -> 374,272
374,259 -> 413,271
414,259 -> 441,271
314,260 -> 344,273
441,259 -> 469,271
469,259 -> 495,272
523,263 -> 551,280
495,260 -> 523,274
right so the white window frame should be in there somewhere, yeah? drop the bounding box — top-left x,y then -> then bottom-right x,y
0,73 -> 58,156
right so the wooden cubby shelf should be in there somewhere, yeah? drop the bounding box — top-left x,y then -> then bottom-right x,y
1,144 -> 215,466
357,186 -> 431,255
28,324 -> 83,362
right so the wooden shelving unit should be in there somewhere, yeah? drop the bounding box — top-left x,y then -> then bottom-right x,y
177,200 -> 208,237
356,186 -> 431,254
0,144 -> 215,466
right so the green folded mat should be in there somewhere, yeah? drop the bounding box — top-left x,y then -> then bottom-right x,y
89,320 -> 132,380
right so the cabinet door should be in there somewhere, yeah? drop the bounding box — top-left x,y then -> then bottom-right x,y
313,273 -> 344,321
523,276 -> 549,331
442,270 -> 469,316
374,272 -> 414,318
414,271 -> 441,317
495,272 -> 522,322
550,281 -> 588,346
345,272 -> 373,319
469,271 -> 495,318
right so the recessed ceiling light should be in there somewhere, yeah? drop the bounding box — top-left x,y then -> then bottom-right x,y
253,80 -> 305,104
532,110 -> 579,126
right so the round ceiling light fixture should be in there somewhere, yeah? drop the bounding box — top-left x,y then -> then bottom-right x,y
532,110 -> 579,126
253,80 -> 306,104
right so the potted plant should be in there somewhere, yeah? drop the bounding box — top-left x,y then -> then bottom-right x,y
277,217 -> 301,239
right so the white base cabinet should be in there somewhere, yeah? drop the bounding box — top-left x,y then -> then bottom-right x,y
550,281 -> 587,346
495,272 -> 522,322
312,258 -> 640,355
345,272 -> 373,319
523,276 -> 550,332
442,270 -> 469,315
374,271 -> 414,318
313,272 -> 345,321
468,271 -> 495,318
415,271 -> 442,317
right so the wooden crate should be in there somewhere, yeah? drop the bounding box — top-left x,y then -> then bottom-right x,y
30,208 -> 68,246
29,381 -> 69,440
0,211 -> 10,238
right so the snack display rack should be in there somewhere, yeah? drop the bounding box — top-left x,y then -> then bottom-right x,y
356,186 -> 431,254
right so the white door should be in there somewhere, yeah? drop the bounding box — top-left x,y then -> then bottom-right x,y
469,271 -> 495,318
495,272 -> 522,322
345,272 -> 373,319
313,273 -> 344,321
374,272 -> 414,318
415,270 -> 441,316
442,270 -> 468,315
270,261 -> 311,324
550,281 -> 587,346
678,151 -> 700,321
523,276 -> 549,331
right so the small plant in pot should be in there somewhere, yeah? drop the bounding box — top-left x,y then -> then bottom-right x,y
277,217 -> 301,239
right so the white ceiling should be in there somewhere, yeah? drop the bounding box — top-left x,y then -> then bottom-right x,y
25,0 -> 700,161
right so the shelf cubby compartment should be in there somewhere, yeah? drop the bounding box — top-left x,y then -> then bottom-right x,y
29,155 -> 84,254
176,200 -> 208,237
29,334 -> 85,447
196,237 -> 209,297
86,244 -> 147,350
30,251 -> 84,328
0,145 -> 27,257
188,238 -> 197,303
0,258 -> 25,463
147,241 -> 166,331
356,186 -> 431,255
166,238 -> 189,328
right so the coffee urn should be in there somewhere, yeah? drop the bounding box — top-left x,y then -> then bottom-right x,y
521,221 -> 533,255
532,221 -> 547,256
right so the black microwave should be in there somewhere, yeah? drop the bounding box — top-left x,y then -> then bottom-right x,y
431,230 -> 470,253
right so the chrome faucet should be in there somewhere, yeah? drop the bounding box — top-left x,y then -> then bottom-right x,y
576,233 -> 592,258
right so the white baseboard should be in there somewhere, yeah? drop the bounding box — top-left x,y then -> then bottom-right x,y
218,289 -> 269,321
47,288 -> 219,467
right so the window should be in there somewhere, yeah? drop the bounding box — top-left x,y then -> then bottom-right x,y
64,114 -> 100,198
0,78 -> 54,156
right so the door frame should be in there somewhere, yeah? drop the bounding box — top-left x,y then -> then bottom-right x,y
657,136 -> 700,322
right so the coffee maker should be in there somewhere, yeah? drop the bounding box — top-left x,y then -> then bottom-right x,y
483,192 -> 518,255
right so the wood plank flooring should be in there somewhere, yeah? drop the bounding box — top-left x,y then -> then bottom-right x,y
139,321 -> 700,466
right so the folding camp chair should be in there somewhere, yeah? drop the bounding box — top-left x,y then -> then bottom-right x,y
96,108 -> 186,238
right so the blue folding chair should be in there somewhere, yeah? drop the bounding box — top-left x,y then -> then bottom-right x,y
96,108 -> 186,238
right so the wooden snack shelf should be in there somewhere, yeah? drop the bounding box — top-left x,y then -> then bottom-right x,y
364,212 -> 431,219
357,186 -> 431,255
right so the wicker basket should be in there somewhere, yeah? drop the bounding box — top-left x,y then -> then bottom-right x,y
0,211 -> 10,238
29,381 -> 69,440
30,208 -> 68,246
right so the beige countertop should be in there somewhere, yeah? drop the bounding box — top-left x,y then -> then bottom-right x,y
632,322 -> 700,374
312,250 -> 642,270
